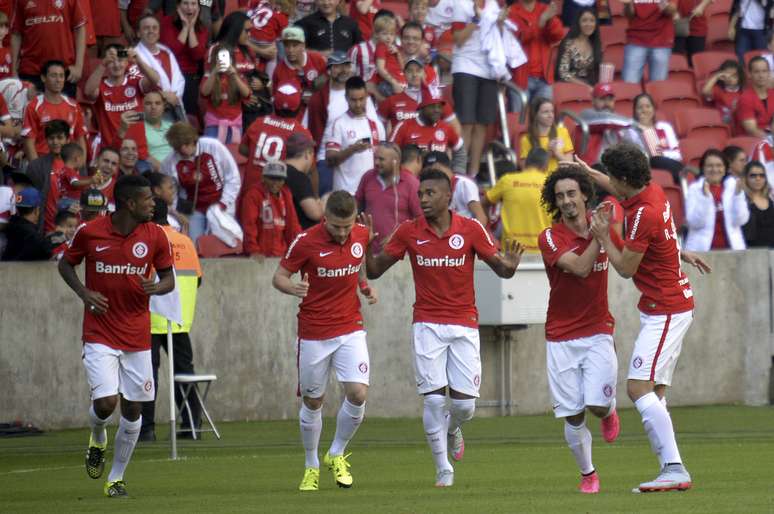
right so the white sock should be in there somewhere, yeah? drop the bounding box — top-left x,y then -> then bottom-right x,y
564,421 -> 594,475
299,404 -> 322,469
448,398 -> 475,434
89,405 -> 109,445
107,416 -> 141,483
329,399 -> 365,457
635,393 -> 682,467
423,395 -> 452,473
604,398 -> 617,418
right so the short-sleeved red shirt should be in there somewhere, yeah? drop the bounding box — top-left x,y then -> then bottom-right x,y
271,50 -> 327,93
736,87 -> 774,133
620,183 -> 694,314
64,215 -> 174,351
626,1 -> 675,48
22,94 -> 87,155
390,117 -> 462,153
538,222 -> 615,341
11,0 -> 86,76
384,212 -> 498,328
378,90 -> 454,128
374,42 -> 405,85
280,222 -> 369,340
93,75 -> 149,160
246,0 -> 288,43
0,47 -> 12,79
242,114 -> 314,190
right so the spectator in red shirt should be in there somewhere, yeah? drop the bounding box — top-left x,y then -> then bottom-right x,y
737,56 -> 774,138
701,59 -> 744,130
90,0 -> 123,56
272,26 -> 328,120
673,0 -> 712,66
621,0 -> 678,83
355,142 -> 422,252
0,12 -> 12,80
159,0 -> 209,118
350,0 -> 382,41
11,0 -> 86,98
372,14 -> 405,99
200,43 -> 252,144
509,0 -> 565,101
241,160 -> 301,257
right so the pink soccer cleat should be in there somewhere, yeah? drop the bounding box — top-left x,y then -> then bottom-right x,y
447,427 -> 465,462
579,471 -> 600,494
601,409 -> 620,443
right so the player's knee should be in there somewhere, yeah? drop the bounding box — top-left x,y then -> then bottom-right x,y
565,412 -> 585,426
120,400 -> 142,421
450,398 -> 475,421
346,387 -> 367,406
93,395 -> 118,417
303,396 -> 324,410
626,379 -> 653,402
587,406 -> 608,419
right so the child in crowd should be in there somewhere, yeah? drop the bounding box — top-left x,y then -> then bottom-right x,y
701,59 -> 744,129
46,210 -> 79,259
373,15 -> 405,99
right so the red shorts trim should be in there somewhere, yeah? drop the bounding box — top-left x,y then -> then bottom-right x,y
649,314 -> 671,381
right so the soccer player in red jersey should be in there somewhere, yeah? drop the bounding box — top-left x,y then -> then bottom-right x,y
365,169 -> 524,487
582,143 -> 711,493
58,174 -> 175,498
272,190 -> 377,492
537,167 -> 622,495
84,45 -> 160,161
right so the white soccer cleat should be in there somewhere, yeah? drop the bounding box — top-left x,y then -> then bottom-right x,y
434,469 -> 454,488
447,427 -> 465,462
637,464 -> 692,493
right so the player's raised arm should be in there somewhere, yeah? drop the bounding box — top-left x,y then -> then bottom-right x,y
590,203 -> 643,279
362,212 -> 399,279
482,239 -> 525,278
272,266 -> 310,298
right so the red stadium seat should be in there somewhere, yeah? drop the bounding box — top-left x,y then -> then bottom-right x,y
652,168 -> 676,187
707,15 -> 733,52
726,136 -> 763,156
599,24 -> 626,51
679,137 -> 709,168
614,101 -> 634,117
553,82 -> 593,114
692,51 -> 737,84
645,54 -> 695,90
196,234 -> 244,258
644,79 -> 701,111
609,80 -> 642,102
673,108 -> 730,143
744,49 -> 768,68
662,185 -> 686,230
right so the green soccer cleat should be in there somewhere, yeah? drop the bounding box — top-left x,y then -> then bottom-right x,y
298,467 -> 320,491
103,480 -> 128,498
323,452 -> 353,488
85,434 -> 106,479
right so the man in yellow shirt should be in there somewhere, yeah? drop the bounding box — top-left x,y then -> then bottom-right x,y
483,149 -> 553,253
139,199 -> 203,442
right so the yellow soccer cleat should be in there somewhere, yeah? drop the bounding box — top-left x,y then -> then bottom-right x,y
298,467 -> 320,492
323,452 -> 353,488
85,434 -> 107,479
103,480 -> 128,498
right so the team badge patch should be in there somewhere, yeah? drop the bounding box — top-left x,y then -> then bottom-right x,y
54,0 -> 63,8
144,379 -> 153,392
603,384 -> 613,398
358,362 -> 368,374
632,356 -> 643,369
435,129 -> 445,140
473,374 -> 480,387
132,242 -> 148,258
306,70 -> 318,81
351,242 -> 363,258
124,86 -> 136,98
449,234 -> 464,250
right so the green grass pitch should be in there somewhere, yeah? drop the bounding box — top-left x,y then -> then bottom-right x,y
1,405 -> 774,513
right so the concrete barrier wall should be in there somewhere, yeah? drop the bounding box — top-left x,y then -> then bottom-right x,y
0,250 -> 770,429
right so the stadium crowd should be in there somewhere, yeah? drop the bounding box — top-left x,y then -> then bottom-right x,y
2,0 -> 774,261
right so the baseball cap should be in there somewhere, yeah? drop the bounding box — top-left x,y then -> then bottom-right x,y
80,188 -> 108,211
286,132 -> 315,156
423,151 -> 451,169
404,57 -> 424,70
263,161 -> 288,179
592,83 -> 615,99
419,82 -> 445,109
281,26 -> 305,43
327,51 -> 352,67
274,82 -> 302,112
15,187 -> 40,208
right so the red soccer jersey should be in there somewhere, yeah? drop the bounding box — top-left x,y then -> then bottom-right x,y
199,73 -> 244,121
280,222 -> 369,340
172,152 -> 224,212
89,0 -> 120,37
384,212 -> 498,328
64,215 -> 174,351
272,50 -> 327,97
0,47 -> 11,79
390,117 -> 462,153
43,157 -> 65,233
626,0 -> 675,48
378,90 -> 454,128
240,182 -> 301,256
242,114 -> 313,190
538,222 -> 615,341
93,75 -> 149,160
60,164 -> 82,200
206,45 -> 259,80
246,0 -> 288,43
736,87 -> 774,133
620,182 -> 694,315
11,0 -> 86,76
374,42 -> 405,85
22,94 -> 87,155
349,0 -> 381,41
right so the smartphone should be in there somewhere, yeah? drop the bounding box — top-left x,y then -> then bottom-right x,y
135,112 -> 145,121
360,137 -> 371,144
116,49 -> 128,58
217,49 -> 231,71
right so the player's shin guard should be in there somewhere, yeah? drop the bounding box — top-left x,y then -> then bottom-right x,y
329,399 -> 365,457
635,392 -> 682,467
448,398 -> 475,434
564,421 -> 594,475
106,416 -> 141,483
423,395 -> 452,472
89,405 -> 110,446
300,404 -> 323,468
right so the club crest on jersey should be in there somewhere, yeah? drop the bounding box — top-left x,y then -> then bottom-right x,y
603,384 -> 613,398
632,356 -> 643,369
449,234 -> 464,250
351,242 -> 363,258
124,86 -> 137,98
306,70 -> 318,81
358,362 -> 368,374
435,129 -> 446,140
54,0 -> 63,8
144,379 -> 153,392
132,242 -> 148,258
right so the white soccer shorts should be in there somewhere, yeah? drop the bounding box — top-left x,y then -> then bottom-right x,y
82,342 -> 154,402
546,334 -> 618,418
297,330 -> 370,398
627,310 -> 693,386
412,322 -> 482,397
